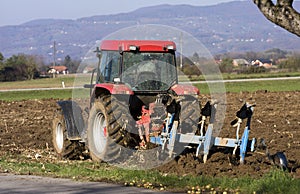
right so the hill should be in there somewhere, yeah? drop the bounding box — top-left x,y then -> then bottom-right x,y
0,1 -> 300,62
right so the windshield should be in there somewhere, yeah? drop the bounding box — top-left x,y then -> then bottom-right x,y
122,52 -> 177,91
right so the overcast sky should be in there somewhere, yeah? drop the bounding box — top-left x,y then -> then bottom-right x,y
0,0 -> 235,26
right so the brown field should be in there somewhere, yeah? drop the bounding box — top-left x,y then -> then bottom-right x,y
0,91 -> 299,178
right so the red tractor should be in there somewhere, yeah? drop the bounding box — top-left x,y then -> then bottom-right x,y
52,40 -> 201,162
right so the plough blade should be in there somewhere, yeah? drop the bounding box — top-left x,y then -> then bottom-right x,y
203,124 -> 213,163
240,127 -> 249,164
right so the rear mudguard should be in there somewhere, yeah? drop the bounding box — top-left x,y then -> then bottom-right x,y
57,101 -> 85,140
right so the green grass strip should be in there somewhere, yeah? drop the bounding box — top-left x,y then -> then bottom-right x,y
0,89 -> 72,101
196,79 -> 300,94
0,156 -> 299,193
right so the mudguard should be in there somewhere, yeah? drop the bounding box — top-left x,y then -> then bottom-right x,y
171,84 -> 199,95
94,83 -> 134,95
57,101 -> 85,140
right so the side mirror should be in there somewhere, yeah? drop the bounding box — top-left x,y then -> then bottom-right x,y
94,47 -> 101,58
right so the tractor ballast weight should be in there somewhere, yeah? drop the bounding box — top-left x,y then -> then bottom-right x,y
52,39 -> 257,164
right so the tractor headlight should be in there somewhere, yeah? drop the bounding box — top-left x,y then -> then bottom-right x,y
129,45 -> 138,51
166,45 -> 175,50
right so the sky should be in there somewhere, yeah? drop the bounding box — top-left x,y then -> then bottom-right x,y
0,0 -> 235,27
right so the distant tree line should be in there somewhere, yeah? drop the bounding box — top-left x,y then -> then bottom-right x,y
1,48 -> 300,82
0,53 -> 40,81
0,52 -> 81,82
177,48 -> 300,77
216,48 -> 300,73
61,55 -> 81,73
215,48 -> 289,65
278,55 -> 300,71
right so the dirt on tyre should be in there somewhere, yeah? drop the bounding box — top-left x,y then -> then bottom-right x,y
87,95 -> 138,163
52,110 -> 85,160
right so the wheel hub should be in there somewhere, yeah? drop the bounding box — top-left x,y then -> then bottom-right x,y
55,123 -> 64,152
93,112 -> 107,155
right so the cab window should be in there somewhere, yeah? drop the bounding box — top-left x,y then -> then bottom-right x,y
99,51 -> 120,82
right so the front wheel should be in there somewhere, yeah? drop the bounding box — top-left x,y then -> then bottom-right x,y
52,110 -> 85,159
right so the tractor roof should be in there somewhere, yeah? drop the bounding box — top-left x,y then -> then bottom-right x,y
100,40 -> 176,52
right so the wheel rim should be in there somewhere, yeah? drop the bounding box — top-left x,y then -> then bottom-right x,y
92,112 -> 107,155
55,122 -> 64,152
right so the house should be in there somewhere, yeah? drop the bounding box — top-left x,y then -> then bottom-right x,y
251,59 -> 273,68
48,66 -> 68,74
232,59 -> 249,67
83,66 -> 96,74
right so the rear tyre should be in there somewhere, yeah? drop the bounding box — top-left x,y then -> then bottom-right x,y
87,95 -> 138,162
52,110 -> 85,159
180,96 -> 201,134
173,96 -> 201,155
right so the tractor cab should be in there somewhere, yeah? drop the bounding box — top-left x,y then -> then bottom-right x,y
90,40 -> 199,122
96,40 -> 178,93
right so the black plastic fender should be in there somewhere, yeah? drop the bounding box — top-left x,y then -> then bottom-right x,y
57,100 -> 85,140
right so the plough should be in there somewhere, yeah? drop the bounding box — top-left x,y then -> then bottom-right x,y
150,101 -> 256,164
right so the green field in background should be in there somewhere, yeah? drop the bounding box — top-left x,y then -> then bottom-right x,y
0,79 -> 299,101
0,72 -> 299,90
196,79 -> 300,94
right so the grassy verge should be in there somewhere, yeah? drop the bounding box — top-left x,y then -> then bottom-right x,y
184,71 -> 300,82
221,71 -> 300,80
0,155 -> 299,193
0,75 -> 76,90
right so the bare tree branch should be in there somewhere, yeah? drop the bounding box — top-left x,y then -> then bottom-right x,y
277,0 -> 293,7
253,0 -> 300,37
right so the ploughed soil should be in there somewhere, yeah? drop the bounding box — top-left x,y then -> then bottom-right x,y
0,91 -> 300,179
